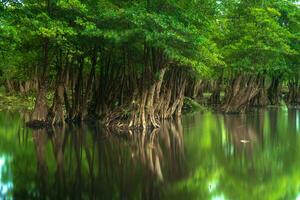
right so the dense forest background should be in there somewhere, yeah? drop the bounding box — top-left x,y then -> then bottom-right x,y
0,0 -> 300,129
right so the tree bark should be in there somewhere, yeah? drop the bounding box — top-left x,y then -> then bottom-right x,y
268,76 -> 282,105
30,38 -> 50,123
287,79 -> 300,105
250,76 -> 268,107
221,75 -> 261,113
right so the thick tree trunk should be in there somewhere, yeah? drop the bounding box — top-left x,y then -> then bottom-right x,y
69,57 -> 84,121
4,80 -> 14,93
287,79 -> 300,105
30,38 -> 50,124
165,68 -> 187,118
48,76 -> 65,125
31,84 -> 49,122
250,77 -> 268,107
127,68 -> 167,129
221,75 -> 261,113
19,81 -> 25,94
102,66 -> 187,130
82,52 -> 97,119
268,76 -> 282,105
29,44 -> 189,130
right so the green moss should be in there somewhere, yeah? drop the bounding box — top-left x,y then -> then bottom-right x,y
183,97 -> 209,114
0,92 -> 35,111
203,92 -> 212,98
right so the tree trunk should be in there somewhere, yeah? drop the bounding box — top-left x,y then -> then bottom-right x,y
30,38 -> 50,124
32,85 -> 49,124
250,77 -> 268,107
287,79 -> 300,105
221,75 -> 261,113
5,80 -> 14,93
268,76 -> 282,105
48,64 -> 66,125
82,52 -> 97,119
69,57 -> 84,121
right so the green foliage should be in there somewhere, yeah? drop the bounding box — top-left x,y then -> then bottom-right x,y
0,0 -> 223,82
0,0 -> 300,95
220,0 -> 297,76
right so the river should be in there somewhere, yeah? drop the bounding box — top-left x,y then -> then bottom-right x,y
0,108 -> 300,199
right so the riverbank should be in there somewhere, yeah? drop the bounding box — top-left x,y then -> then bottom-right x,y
0,90 -> 210,128
1,89 -> 293,130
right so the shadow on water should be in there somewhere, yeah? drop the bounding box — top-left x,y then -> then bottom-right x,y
1,108 -> 300,199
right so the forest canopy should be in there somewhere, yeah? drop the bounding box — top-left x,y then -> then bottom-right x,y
0,0 -> 300,128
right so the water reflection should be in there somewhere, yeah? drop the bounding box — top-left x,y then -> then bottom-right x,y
168,108 -> 300,200
224,115 -> 259,157
0,154 -> 13,198
0,109 -> 300,199
22,119 -> 185,199
129,119 -> 185,182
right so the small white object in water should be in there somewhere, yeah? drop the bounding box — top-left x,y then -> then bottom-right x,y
240,139 -> 250,143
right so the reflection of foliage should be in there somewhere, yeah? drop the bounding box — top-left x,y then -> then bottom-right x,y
1,109 -> 300,199
0,112 -> 185,199
164,109 -> 300,200
0,112 -> 35,199
0,155 -> 13,198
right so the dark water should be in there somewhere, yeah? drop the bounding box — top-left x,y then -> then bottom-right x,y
0,108 -> 300,200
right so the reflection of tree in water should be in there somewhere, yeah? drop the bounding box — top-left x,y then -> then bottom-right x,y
32,129 -> 49,199
223,114 -> 259,158
4,110 -> 300,199
218,109 -> 300,200
287,108 -> 300,136
27,119 -> 185,199
130,118 -> 185,182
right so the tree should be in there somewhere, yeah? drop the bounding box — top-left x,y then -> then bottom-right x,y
220,0 -> 294,113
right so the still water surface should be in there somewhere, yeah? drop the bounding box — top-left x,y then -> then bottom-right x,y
0,108 -> 300,200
